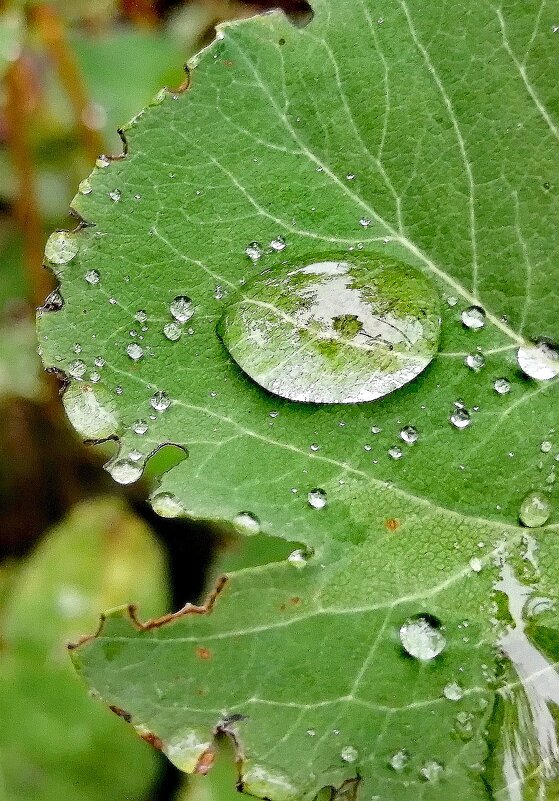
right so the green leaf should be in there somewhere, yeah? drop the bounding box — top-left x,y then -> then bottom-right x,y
38,1 -> 559,798
0,498 -> 169,801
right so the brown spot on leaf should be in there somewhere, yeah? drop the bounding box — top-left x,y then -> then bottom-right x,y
196,646 -> 212,660
385,518 -> 400,531
195,749 -> 215,775
109,705 -> 132,723
140,731 -> 163,751
290,596 -> 301,605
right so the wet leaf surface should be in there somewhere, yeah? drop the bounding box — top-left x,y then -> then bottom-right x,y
38,1 -> 559,798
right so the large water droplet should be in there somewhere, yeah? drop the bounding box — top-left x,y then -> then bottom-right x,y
69,360 -> 86,379
45,231 -> 79,265
519,491 -> 552,527
340,746 -> 358,763
308,488 -> 327,509
218,257 -> 441,403
233,511 -> 261,534
461,306 -> 485,330
151,492 -> 186,518
150,391 -> 171,412
127,343 -> 144,361
517,341 -> 559,380
443,681 -> 464,701
399,614 -> 446,660
63,384 -> 118,440
170,296 -> 194,323
108,458 -> 144,485
465,352 -> 485,371
163,322 -> 182,341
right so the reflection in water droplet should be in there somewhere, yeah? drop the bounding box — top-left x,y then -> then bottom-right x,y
450,408 -> 471,429
465,352 -> 485,371
420,760 -> 444,782
519,492 -> 552,527
170,296 -> 194,323
108,458 -> 143,485
127,343 -> 144,361
400,615 -> 446,660
389,749 -> 409,771
307,488 -> 327,509
443,682 -> 464,701
151,492 -> 186,518
233,512 -> 261,534
461,306 -> 485,330
287,549 -> 307,569
517,341 -> 559,380
340,746 -> 358,763
150,391 -> 170,412
246,242 -> 263,261
45,232 -> 79,265
163,322 -> 182,341
494,377 -> 511,395
69,360 -> 86,379
219,257 -> 441,404
400,425 -> 418,444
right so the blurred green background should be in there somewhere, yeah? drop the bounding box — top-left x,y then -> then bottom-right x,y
0,1 -> 299,798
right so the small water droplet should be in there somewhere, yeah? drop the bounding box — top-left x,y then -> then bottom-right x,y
493,377 -> 510,395
127,343 -> 144,361
465,352 -> 485,371
310,443 -> 320,452
446,296 -> 458,307
308,488 -> 327,509
128,448 -> 143,462
519,491 -> 552,527
359,217 -> 371,228
218,257 -> 441,404
399,615 -> 446,660
150,391 -> 171,412
469,557 -> 483,573
233,512 -> 261,534
371,426 -> 381,434
541,440 -> 552,453
443,681 -> 464,701
43,290 -> 64,311
420,760 -> 444,782
163,322 -> 182,341
109,189 -> 121,202
388,445 -> 403,459
270,236 -> 286,252
151,492 -> 186,518
214,285 -> 225,301
340,746 -> 358,763
89,371 -> 100,383
389,749 -> 409,772
69,360 -> 86,379
73,343 -> 82,354
246,242 -> 263,261
94,356 -> 105,368
45,232 -> 79,265
84,269 -> 100,285
517,341 -> 559,380
306,729 -> 316,737
115,385 -> 123,395
450,408 -> 471,429
135,310 -> 148,324
78,178 -> 92,195
170,296 -> 194,323
454,711 -> 474,741
400,426 -> 418,444
108,458 -> 143,485
287,549 -> 307,569
132,419 -> 148,435
96,154 -> 111,168
461,306 -> 485,330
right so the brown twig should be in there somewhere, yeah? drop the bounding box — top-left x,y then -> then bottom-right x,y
4,56 -> 51,308
32,4 -> 105,164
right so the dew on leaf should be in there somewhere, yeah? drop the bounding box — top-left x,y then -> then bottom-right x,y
233,512 -> 261,534
78,178 -> 92,195
399,615 -> 446,660
109,189 -> 122,202
307,488 -> 327,509
94,356 -> 105,368
340,746 -> 358,763
519,491 -> 552,527
163,322 -> 182,341
371,425 -> 381,434
128,449 -> 143,462
132,419 -> 148,435
96,154 -> 111,168
420,760 -> 444,782
541,440 -> 552,453
84,269 -> 100,285
517,341 -> 559,380
270,236 -> 286,252
63,384 -> 117,440
135,310 -> 148,323
42,290 -> 64,311
287,549 -> 307,569
359,217 -> 371,228
150,390 -> 171,412
246,242 -> 263,261
400,425 -> 418,444
450,408 -> 471,429
107,458 -> 144,485
126,343 -> 144,361
454,711 -> 474,741
218,257 -> 441,404
170,296 -> 194,323
45,231 -> 79,265
150,492 -> 186,518
461,306 -> 485,330
469,557 -> 483,573
89,371 -> 100,383
465,352 -> 485,371
446,296 -> 458,307
389,749 -> 409,771
493,377 -> 510,395
443,682 -> 464,701
69,360 -> 86,379
310,443 -> 320,452
388,445 -> 403,459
